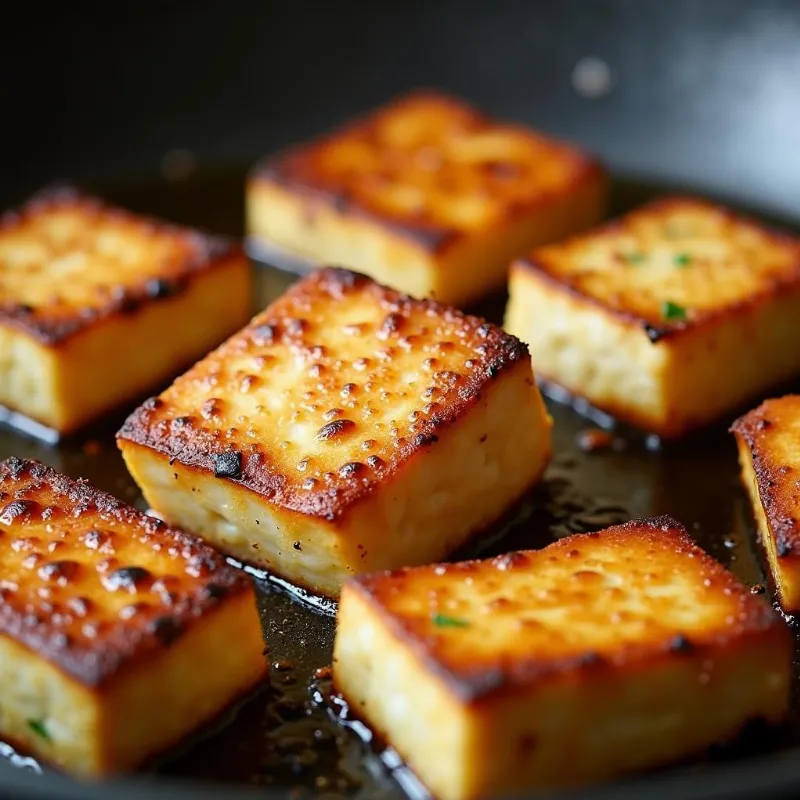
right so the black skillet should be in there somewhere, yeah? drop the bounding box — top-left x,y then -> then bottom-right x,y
2,1 -> 800,798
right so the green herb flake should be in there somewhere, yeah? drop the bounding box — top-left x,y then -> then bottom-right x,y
673,253 -> 692,268
431,613 -> 470,628
27,719 -> 51,741
662,300 -> 688,322
622,252 -> 645,265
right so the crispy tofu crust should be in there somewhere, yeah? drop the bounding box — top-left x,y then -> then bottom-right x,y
119,267 -> 527,518
0,457 -> 267,776
732,396 -> 800,611
118,267 -> 551,595
0,185 -> 252,435
0,456 -> 252,683
506,196 -> 800,437
248,91 -> 605,305
0,185 -> 240,345
518,196 -> 800,339
334,517 -> 791,799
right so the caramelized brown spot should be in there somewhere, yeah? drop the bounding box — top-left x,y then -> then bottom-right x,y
316,419 -> 356,441
251,323 -> 278,345
37,560 -> 80,583
201,398 -> 223,419
213,451 -> 243,479
339,462 -> 364,478
0,499 -> 40,524
103,565 -> 152,593
379,312 -> 405,338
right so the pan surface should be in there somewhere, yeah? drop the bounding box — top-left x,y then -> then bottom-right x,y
0,170 -> 799,800
2,2 -> 800,797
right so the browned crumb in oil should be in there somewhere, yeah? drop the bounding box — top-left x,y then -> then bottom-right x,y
576,428 -> 616,453
82,440 -> 103,456
314,666 -> 332,680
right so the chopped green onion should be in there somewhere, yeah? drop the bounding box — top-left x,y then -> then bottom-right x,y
673,253 -> 692,268
27,719 -> 51,741
662,300 -> 688,321
431,613 -> 470,628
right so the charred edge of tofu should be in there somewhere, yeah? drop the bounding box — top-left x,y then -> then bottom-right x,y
117,266 -> 530,521
347,515 -> 783,704
515,194 -> 800,344
731,400 -> 800,561
0,183 -> 243,345
249,90 -> 605,256
0,457 -> 254,686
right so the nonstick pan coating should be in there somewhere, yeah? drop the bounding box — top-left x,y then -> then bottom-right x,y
0,171 -> 799,800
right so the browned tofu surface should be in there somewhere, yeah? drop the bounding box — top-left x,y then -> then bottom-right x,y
248,91 -> 605,305
334,517 -> 791,799
0,185 -> 240,344
522,196 -> 800,339
118,267 -> 550,595
0,185 -> 251,434
732,395 -> 800,610
0,457 -> 266,777
506,196 -> 800,437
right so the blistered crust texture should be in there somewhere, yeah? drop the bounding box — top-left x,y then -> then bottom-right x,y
335,517 -> 791,799
520,196 -> 800,338
0,185 -> 237,344
349,516 -> 783,700
254,91 -> 602,249
119,267 -> 530,521
732,396 -> 800,609
0,457 -> 253,685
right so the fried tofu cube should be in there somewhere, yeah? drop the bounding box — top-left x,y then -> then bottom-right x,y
117,267 -> 551,597
0,186 -> 251,435
732,395 -> 800,611
505,196 -> 800,438
0,457 -> 267,778
247,91 -> 605,307
334,517 -> 790,800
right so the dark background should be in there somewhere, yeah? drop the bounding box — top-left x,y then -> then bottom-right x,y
1,0 -> 799,220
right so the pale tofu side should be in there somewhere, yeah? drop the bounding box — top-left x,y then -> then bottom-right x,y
0,186 -> 251,434
247,91 -> 605,307
118,267 -> 551,597
505,197 -> 800,438
0,458 -> 267,778
731,396 -> 800,611
334,518 -> 791,800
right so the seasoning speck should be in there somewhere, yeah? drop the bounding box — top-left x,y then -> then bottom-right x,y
662,300 -> 687,322
28,719 -> 51,741
431,613 -> 470,628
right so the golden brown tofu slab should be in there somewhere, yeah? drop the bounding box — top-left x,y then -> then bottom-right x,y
247,91 -> 606,306
117,267 -> 551,597
0,185 -> 251,435
0,457 -> 267,778
505,196 -> 800,438
732,395 -> 800,611
334,517 -> 790,800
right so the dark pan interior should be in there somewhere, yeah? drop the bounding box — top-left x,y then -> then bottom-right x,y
1,169 -> 800,800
